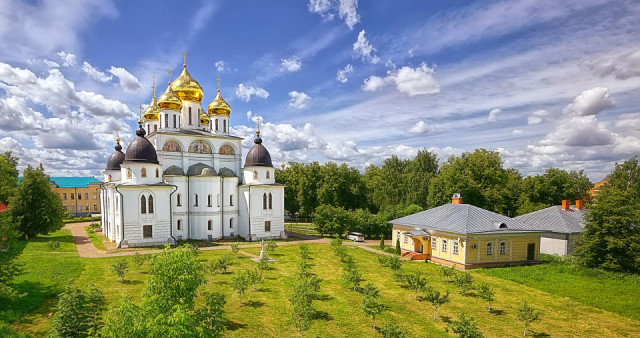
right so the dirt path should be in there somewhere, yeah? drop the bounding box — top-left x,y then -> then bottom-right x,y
64,222 -> 391,259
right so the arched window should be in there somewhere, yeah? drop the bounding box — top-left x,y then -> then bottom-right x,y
194,194 -> 199,206
269,192 -> 273,210
266,170 -> 270,179
215,119 -> 219,131
127,169 -> 132,178
223,120 -> 227,132
154,125 -> 158,131
189,107 -> 192,125
253,171 -> 258,180
162,140 -> 182,152
141,168 -> 147,178
177,193 -> 182,206
208,194 -> 212,207
148,195 -> 154,213
188,140 -> 212,154
219,144 -> 235,155
177,220 -> 182,230
207,220 -> 212,231
155,168 -> 159,178
230,195 -> 233,206
229,218 -> 233,228
263,193 -> 267,210
141,195 -> 147,214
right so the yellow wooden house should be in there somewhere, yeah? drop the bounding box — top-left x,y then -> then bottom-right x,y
390,194 -> 542,270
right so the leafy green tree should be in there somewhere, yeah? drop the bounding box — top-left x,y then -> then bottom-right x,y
380,321 -> 408,338
424,287 -> 450,320
361,283 -> 385,330
380,236 -> 385,249
299,243 -> 310,260
0,212 -> 20,250
575,156 -> 640,272
131,252 -> 147,270
387,255 -> 402,271
289,253 -> 321,336
50,283 -> 104,338
343,262 -> 362,291
453,272 -> 475,295
312,204 -> 349,236
100,295 -> 147,337
439,265 -> 457,281
516,301 -> 543,336
247,268 -> 262,291
266,240 -> 278,252
230,242 -> 240,253
427,149 -> 514,215
447,312 -> 484,338
110,259 -> 129,283
395,238 -> 401,255
212,254 -> 234,274
0,259 -> 23,302
517,168 -> 591,215
231,270 -> 250,302
0,151 -> 18,205
476,282 -> 495,311
197,291 -> 227,337
404,271 -> 428,300
257,255 -> 270,271
9,164 -> 64,240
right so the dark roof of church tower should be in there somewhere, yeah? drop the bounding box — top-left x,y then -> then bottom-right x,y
244,133 -> 272,167
106,139 -> 125,170
123,126 -> 159,164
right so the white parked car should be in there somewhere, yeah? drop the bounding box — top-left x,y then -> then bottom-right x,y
346,232 -> 365,242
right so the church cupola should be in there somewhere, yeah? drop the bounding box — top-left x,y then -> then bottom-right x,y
143,76 -> 160,134
106,136 -> 125,171
243,124 -> 275,185
123,123 -> 159,165
170,52 -> 204,103
208,78 -> 231,135
157,71 -> 182,131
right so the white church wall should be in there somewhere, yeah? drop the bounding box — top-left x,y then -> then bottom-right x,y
119,187 -> 173,247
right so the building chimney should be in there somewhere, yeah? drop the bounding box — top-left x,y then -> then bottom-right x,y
452,193 -> 462,204
575,200 -> 583,210
561,200 -> 570,210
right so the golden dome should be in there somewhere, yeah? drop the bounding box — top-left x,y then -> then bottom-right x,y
208,90 -> 231,116
143,96 -> 159,121
157,84 -> 182,111
171,65 -> 204,103
200,110 -> 210,125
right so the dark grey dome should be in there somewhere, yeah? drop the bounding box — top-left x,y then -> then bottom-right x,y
187,163 -> 216,176
163,165 -> 185,176
123,126 -> 159,164
244,135 -> 272,167
106,140 -> 125,170
218,167 -> 236,177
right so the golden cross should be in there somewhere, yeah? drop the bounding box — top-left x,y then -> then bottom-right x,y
182,51 -> 187,67
217,78 -> 221,92
256,116 -> 261,135
152,75 -> 156,98
138,105 -> 144,123
167,69 -> 172,83
116,128 -> 120,142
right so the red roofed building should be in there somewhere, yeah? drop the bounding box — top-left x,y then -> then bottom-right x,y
0,203 -> 7,213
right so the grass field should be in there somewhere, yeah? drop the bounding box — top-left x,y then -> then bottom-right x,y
84,227 -> 107,251
2,236 -> 640,337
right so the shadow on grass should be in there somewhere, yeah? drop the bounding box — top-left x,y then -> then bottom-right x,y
315,294 -> 334,301
244,300 -> 265,308
312,310 -> 332,321
121,279 -> 142,285
0,281 -> 56,323
440,315 -> 452,324
530,329 -> 551,337
225,320 -> 247,331
256,287 -> 271,293
489,309 -> 506,315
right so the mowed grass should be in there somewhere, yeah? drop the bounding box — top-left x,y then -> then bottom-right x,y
4,240 -> 640,337
84,227 -> 107,251
476,257 -> 640,321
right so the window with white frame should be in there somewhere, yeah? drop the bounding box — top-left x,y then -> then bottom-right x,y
453,241 -> 459,254
500,241 -> 507,254
431,237 -> 437,250
442,239 -> 448,252
403,234 -> 408,244
486,242 -> 493,255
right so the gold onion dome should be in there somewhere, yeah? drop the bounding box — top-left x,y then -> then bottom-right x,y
157,83 -> 182,111
208,91 -> 231,117
143,97 -> 159,121
170,63 -> 204,103
200,109 -> 210,125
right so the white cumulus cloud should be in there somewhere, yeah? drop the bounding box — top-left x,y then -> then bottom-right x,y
563,87 -> 615,116
57,51 -> 76,67
108,66 -> 141,92
362,75 -> 386,92
236,84 -> 269,102
408,121 -> 431,134
488,108 -> 502,122
288,91 -> 311,109
353,30 -> 380,64
528,109 -> 551,125
308,0 -> 360,30
336,64 -> 353,83
281,56 -> 302,72
362,63 -> 439,96
82,61 -> 112,83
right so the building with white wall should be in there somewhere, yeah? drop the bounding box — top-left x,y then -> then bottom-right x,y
100,60 -> 285,248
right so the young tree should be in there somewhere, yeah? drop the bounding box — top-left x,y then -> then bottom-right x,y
405,271 -> 428,300
110,258 -> 129,283
213,254 -> 234,274
289,278 -> 315,336
266,240 -> 278,252
330,236 -> 343,253
380,236 -> 385,250
230,242 -> 240,253
343,262 -> 362,291
440,265 -> 457,281
388,255 -> 402,271
424,287 -> 450,320
197,291 -> 227,337
453,272 -> 475,295
395,238 -> 401,255
516,301 -> 543,336
131,252 -> 147,270
380,321 -> 408,338
257,255 -> 270,271
476,282 -> 495,311
247,268 -> 262,291
9,164 -> 65,240
231,270 -> 250,302
0,259 -> 22,302
299,243 -> 310,260
447,312 -> 484,338
50,283 -> 104,338
361,283 -> 385,330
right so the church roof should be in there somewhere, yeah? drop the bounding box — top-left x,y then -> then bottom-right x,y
390,204 -> 543,235
123,127 -> 159,164
106,140 -> 125,170
244,134 -> 272,167
163,166 -> 185,176
218,167 -> 236,177
187,163 -> 217,176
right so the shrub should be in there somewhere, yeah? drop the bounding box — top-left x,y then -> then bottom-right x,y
50,283 -> 104,338
447,312 -> 484,338
517,301 -> 543,336
266,240 -> 277,252
47,241 -> 61,250
395,239 -> 401,255
299,243 -> 310,260
110,259 -> 129,283
453,272 -> 475,295
380,236 -> 386,250
132,252 -> 147,269
380,321 -> 408,338
230,242 -> 240,253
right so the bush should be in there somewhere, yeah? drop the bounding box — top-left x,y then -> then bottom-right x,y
453,272 -> 475,295
230,242 -> 240,253
110,259 -> 129,283
447,312 -> 484,338
380,321 -> 408,338
50,283 -> 104,338
47,241 -> 61,250
266,240 -> 277,252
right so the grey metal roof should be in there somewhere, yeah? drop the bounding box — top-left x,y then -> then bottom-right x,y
187,163 -> 217,176
515,205 -> 586,234
163,165 -> 185,176
390,204 -> 543,235
218,167 -> 236,177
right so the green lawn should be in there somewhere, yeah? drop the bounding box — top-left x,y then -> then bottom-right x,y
476,256 -> 640,321
2,237 -> 640,337
84,227 -> 107,251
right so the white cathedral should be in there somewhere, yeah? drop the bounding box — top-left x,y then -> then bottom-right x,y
100,59 -> 285,248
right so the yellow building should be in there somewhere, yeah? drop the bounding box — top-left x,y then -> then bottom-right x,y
390,194 -> 541,270
589,176 -> 609,199
49,177 -> 102,216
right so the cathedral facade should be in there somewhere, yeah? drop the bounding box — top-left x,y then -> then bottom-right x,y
100,60 -> 285,248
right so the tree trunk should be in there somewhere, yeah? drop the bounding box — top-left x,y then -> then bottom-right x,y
414,292 -> 417,301
433,307 -> 437,320
372,317 -> 376,330
524,323 -> 527,336
488,302 -> 491,311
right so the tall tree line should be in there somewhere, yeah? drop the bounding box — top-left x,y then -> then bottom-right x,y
276,148 -> 593,218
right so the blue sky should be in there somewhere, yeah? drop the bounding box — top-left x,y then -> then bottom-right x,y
0,0 -> 639,181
